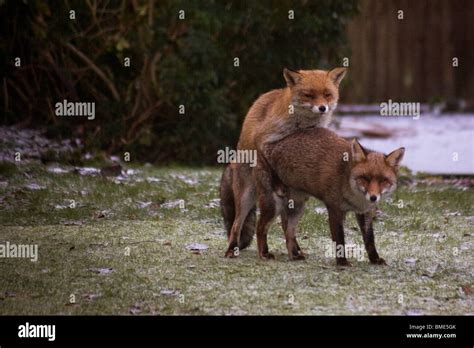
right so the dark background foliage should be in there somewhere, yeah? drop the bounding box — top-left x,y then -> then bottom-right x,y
1,0 -> 358,164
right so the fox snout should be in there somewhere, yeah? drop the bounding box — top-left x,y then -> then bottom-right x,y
354,175 -> 396,204
365,192 -> 380,203
365,180 -> 381,202
296,102 -> 335,115
311,104 -> 329,114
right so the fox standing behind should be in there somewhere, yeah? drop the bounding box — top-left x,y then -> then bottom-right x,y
220,67 -> 347,256
256,127 -> 405,265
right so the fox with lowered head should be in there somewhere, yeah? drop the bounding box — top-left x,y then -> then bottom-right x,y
255,127 -> 405,265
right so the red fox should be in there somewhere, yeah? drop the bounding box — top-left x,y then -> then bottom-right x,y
220,67 -> 347,257
255,127 -> 405,265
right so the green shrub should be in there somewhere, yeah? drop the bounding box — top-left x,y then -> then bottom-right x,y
1,0 -> 358,164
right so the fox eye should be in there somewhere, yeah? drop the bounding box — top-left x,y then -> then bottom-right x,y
359,176 -> 371,182
324,93 -> 332,98
303,93 -> 313,98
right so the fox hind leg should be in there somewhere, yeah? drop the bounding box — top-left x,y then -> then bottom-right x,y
225,163 -> 257,257
220,165 -> 235,238
256,192 -> 281,260
225,187 -> 255,258
327,206 -> 350,267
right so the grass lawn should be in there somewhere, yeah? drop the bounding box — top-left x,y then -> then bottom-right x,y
0,162 -> 472,315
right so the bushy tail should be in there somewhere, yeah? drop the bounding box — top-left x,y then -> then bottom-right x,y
219,165 -> 256,250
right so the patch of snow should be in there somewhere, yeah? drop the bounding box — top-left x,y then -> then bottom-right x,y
76,167 -> 101,176
205,198 -> 220,208
47,166 -> 70,174
24,183 -> 46,190
161,200 -> 184,209
171,174 -> 198,185
315,207 -> 327,215
406,309 -> 424,316
336,114 -> 474,174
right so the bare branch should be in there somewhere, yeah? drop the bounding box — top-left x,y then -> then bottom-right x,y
64,42 -> 120,101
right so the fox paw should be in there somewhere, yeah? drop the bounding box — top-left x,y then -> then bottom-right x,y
336,258 -> 352,267
289,252 -> 306,261
224,250 -> 239,258
259,252 -> 275,260
370,257 -> 386,265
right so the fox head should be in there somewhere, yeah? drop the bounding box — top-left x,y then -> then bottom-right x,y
349,139 -> 405,203
283,67 -> 347,116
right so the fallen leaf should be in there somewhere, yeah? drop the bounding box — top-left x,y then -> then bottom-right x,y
186,243 -> 208,251
62,220 -> 83,226
93,210 -> 111,219
160,289 -> 180,296
204,198 -> 220,208
88,267 -> 115,275
137,201 -> 152,209
404,258 -> 417,265
421,263 -> 439,278
83,293 -> 101,301
129,305 -> 142,315
460,285 -> 472,296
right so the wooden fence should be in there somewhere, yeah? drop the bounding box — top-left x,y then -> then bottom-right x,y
342,0 -> 474,104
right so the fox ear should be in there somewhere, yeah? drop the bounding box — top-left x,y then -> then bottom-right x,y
283,68 -> 302,87
386,147 -> 405,167
329,67 -> 347,87
351,139 -> 366,162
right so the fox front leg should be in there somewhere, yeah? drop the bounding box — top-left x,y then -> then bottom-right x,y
355,212 -> 386,265
255,193 -> 277,260
282,200 -> 306,261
